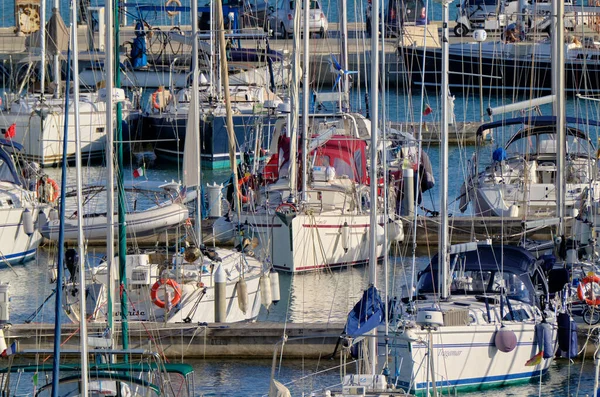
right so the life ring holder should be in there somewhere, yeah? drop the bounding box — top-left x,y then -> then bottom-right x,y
577,274 -> 600,306
150,278 -> 182,308
36,176 -> 59,203
165,0 -> 182,17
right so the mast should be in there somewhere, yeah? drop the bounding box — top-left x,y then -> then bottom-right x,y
287,2 -> 301,201
50,39 -> 71,397
439,0 -> 450,300
40,0 -> 46,96
105,0 -> 116,343
192,0 -> 202,243
71,0 -> 89,391
301,0 -> 310,199
339,0 -> 349,109
368,0 -> 379,375
216,0 -> 241,221
553,0 -> 565,234
52,0 -> 60,97
114,0 -> 129,353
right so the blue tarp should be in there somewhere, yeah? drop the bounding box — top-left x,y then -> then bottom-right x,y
344,285 -> 385,338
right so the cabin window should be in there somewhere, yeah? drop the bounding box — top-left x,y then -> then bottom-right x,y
506,135 -> 536,157
492,272 -> 533,304
503,308 -> 530,322
538,134 -> 557,154
566,135 -> 592,156
333,158 -> 353,179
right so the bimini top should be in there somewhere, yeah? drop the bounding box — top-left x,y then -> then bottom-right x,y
476,116 -> 600,137
0,140 -> 24,186
428,245 -> 538,274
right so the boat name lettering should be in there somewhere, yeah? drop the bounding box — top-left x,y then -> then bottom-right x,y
116,310 -> 146,317
438,350 -> 462,357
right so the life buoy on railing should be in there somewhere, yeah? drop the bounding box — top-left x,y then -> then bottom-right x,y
577,274 -> 600,306
150,278 -> 182,308
165,0 -> 182,17
151,86 -> 171,111
237,174 -> 251,204
36,176 -> 59,203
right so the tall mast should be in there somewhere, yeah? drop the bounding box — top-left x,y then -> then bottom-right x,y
192,0 -> 202,242
339,0 -> 349,109
71,0 -> 89,392
368,0 -> 379,375
553,0 -> 565,234
114,0 -> 129,353
216,0 -> 241,224
52,0 -> 60,97
105,0 -> 116,343
439,0 -> 450,300
287,2 -> 301,201
50,38 -> 71,397
301,0 -> 310,199
40,0 -> 46,97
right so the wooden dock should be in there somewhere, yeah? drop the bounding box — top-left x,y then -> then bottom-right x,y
5,322 -> 344,359
5,319 -> 598,359
401,215 -> 566,250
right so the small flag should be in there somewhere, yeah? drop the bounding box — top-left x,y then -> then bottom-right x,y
133,166 -> 144,178
423,104 -> 432,116
1,342 -> 16,357
5,123 -> 16,139
525,350 -> 543,366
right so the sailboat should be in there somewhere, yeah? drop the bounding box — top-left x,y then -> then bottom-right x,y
374,3 -> 558,394
211,0 -> 408,273
459,114 -> 600,218
61,0 -> 273,325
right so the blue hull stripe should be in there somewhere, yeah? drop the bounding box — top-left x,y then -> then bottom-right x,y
409,368 -> 549,390
1,248 -> 37,265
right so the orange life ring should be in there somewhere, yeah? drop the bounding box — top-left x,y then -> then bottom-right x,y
150,278 -> 182,309
36,177 -> 59,203
151,89 -> 165,110
577,275 -> 600,306
237,174 -> 251,204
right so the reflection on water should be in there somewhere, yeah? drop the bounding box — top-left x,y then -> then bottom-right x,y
258,255 -> 428,323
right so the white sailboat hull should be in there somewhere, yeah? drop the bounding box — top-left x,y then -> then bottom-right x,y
231,212 -> 385,273
472,182 -> 599,217
0,95 -> 135,166
385,322 -> 553,394
0,205 -> 43,264
64,250 -> 266,324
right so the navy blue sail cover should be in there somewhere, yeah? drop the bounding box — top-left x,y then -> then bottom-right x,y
345,285 -> 385,338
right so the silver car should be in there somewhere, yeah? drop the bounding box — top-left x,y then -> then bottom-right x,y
267,0 -> 328,38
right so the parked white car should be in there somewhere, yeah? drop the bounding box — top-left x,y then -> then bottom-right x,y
267,0 -> 328,38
